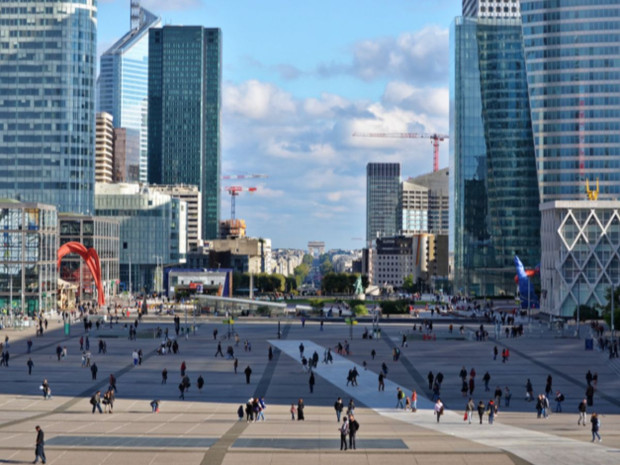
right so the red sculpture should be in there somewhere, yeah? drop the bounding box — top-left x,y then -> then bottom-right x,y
57,242 -> 105,306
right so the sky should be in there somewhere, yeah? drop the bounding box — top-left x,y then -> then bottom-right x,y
97,0 -> 462,251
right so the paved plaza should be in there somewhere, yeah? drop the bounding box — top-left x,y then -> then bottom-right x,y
0,311 -> 619,464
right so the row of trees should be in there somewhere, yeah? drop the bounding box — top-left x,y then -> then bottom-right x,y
232,270 -> 368,296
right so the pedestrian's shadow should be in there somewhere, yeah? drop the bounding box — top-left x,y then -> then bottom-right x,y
0,460 -> 27,463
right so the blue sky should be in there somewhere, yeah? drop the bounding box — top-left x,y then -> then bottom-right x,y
98,0 -> 461,250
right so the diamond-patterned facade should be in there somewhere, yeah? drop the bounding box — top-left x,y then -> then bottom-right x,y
541,201 -> 620,316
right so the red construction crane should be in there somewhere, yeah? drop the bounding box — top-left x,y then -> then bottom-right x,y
353,132 -> 449,172
223,186 -> 258,220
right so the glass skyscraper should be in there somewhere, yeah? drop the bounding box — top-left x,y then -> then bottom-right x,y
451,12 -> 540,296
366,163 -> 401,243
520,0 -> 620,202
148,26 -> 222,240
0,1 -> 97,215
97,3 -> 160,183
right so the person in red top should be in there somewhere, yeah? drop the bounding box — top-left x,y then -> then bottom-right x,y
180,361 -> 186,376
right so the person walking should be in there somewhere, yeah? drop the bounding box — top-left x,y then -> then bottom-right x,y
109,373 -> 117,393
102,388 -> 114,414
180,361 -> 186,377
90,362 -> 98,380
90,390 -> 103,414
487,399 -> 496,424
396,387 -> 405,409
348,413 -> 359,450
161,368 -> 168,384
339,417 -> 349,450
297,398 -> 305,420
477,400 -> 486,424
590,412 -> 601,442
27,358 -> 34,375
586,384 -> 594,406
466,398 -> 475,424
309,371 -> 315,393
555,390 -> 565,412
427,371 -> 434,390
434,398 -> 444,422
378,372 -> 385,391
482,371 -> 491,391
33,425 -> 46,464
244,365 -> 252,384
411,390 -> 418,412
334,397 -> 344,422
215,342 -> 224,357
578,398 -> 587,426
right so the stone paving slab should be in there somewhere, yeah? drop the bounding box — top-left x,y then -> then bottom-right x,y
1,314 -> 620,465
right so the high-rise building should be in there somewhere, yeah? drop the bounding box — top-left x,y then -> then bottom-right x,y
366,163 -> 401,243
402,168 -> 449,236
520,0 -> 620,202
95,183 -> 187,293
97,1 -> 160,183
148,26 -> 222,241
150,184 -> 202,252
0,1 -> 97,215
450,9 -> 540,296
95,113 -> 114,184
462,0 -> 521,18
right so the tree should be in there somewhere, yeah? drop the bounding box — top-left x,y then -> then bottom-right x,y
302,254 -> 314,266
317,253 -> 333,276
573,304 -> 599,321
293,263 -> 310,287
402,274 -> 415,293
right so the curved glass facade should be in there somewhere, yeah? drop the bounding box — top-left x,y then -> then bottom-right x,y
97,6 -> 160,183
0,1 -> 97,215
520,0 -> 620,201
451,16 -> 540,296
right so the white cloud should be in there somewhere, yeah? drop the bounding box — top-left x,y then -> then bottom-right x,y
224,80 -> 296,120
317,26 -> 449,85
222,72 -> 450,248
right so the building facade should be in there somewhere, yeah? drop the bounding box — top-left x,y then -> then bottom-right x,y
540,201 -> 620,317
372,235 -> 430,289
402,168 -> 449,235
148,26 -> 222,240
520,0 -> 620,202
0,201 -> 57,316
94,183 -> 187,293
97,2 -> 160,183
462,0 -> 521,18
450,12 -> 540,296
0,1 -> 97,215
150,184 -> 202,252
366,163 -> 401,243
58,213 -> 120,304
95,113 -> 114,184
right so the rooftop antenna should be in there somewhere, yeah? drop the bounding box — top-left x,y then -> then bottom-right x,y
130,0 -> 141,30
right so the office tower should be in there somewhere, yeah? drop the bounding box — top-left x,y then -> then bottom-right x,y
402,168 -> 449,236
520,0 -> 620,201
148,26 -> 222,240
366,163 -> 400,243
0,1 -> 97,214
150,184 -> 202,252
462,0 -> 521,18
450,8 -> 540,295
112,129 -> 128,182
95,183 -> 187,292
97,1 -> 160,183
95,113 -> 114,183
